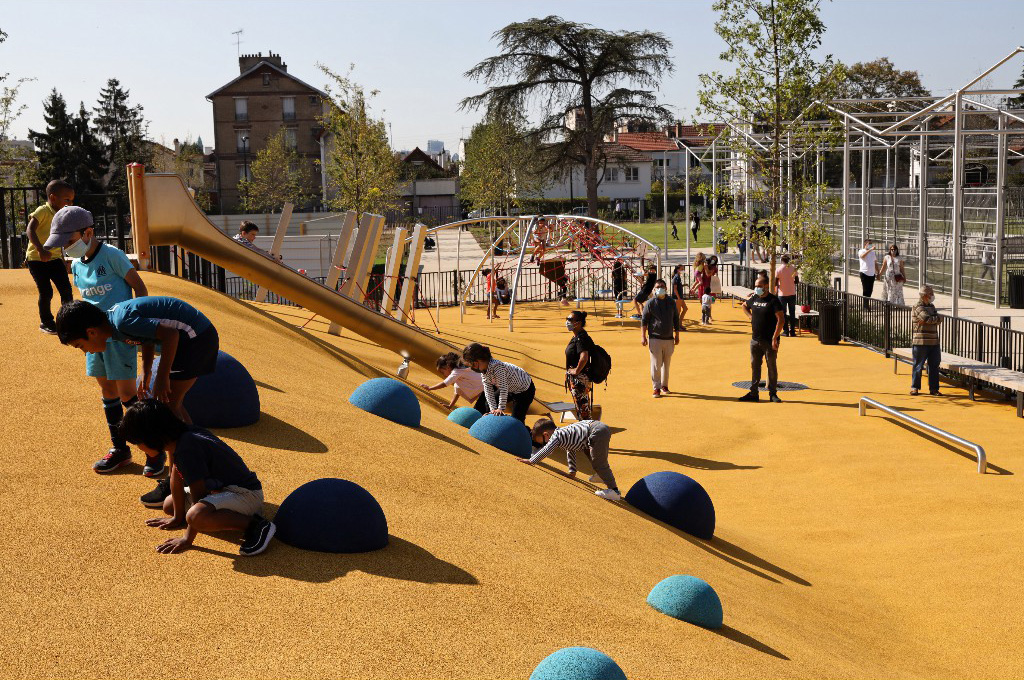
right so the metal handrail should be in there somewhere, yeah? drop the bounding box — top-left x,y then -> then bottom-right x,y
858,397 -> 987,474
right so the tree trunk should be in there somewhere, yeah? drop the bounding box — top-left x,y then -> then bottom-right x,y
584,157 -> 600,218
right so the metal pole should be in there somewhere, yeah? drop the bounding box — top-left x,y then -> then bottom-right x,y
684,148 -> 691,268
918,121 -> 929,289
842,131 -> 850,291
457,226 -> 463,321
435,226 -> 441,325
952,91 -> 964,318
712,139 -> 718,251
663,150 -> 668,254
746,150 -> 753,268
891,142 -> 898,247
995,112 -> 1007,308
786,132 -> 793,249
861,135 -> 869,249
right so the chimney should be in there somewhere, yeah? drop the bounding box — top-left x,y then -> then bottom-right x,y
239,51 -> 286,73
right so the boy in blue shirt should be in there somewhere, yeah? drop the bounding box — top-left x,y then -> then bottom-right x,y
56,295 -> 219,507
44,206 -> 152,475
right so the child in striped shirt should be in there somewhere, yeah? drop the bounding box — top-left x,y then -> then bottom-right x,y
520,418 -> 621,501
462,342 -> 535,423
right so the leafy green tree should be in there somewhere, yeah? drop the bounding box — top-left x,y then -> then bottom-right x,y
461,16 -> 674,217
460,111 -> 544,214
698,0 -> 844,287
93,78 -> 152,198
28,91 -> 105,192
319,65 -> 400,218
0,28 -> 35,185
840,57 -> 930,100
237,128 -> 311,212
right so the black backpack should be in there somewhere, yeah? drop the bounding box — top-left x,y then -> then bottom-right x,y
586,344 -> 612,384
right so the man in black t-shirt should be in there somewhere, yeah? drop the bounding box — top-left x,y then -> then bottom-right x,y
740,270 -> 785,402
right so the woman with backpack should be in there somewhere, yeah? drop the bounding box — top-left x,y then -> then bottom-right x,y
565,310 -> 597,419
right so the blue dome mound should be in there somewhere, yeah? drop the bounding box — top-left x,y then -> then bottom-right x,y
646,575 -> 723,629
275,478 -> 388,553
468,414 -> 532,458
348,377 -> 420,427
530,647 -> 627,680
447,406 -> 483,428
624,471 -> 715,539
149,350 -> 259,428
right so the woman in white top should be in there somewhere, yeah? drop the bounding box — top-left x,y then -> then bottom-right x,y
878,243 -> 906,306
420,352 -> 487,413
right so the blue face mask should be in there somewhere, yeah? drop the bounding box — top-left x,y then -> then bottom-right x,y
754,286 -> 765,296
63,234 -> 90,259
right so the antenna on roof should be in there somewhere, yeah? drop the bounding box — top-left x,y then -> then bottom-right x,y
232,29 -> 244,58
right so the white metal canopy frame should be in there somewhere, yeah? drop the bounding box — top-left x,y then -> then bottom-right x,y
400,215 -> 661,332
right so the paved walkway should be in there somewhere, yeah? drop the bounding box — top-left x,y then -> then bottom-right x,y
418,227 -> 486,273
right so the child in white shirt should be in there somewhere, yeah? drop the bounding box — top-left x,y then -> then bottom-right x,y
701,292 -> 715,325
420,352 -> 487,413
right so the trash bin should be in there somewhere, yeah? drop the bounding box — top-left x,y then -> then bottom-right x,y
1009,271 -> 1024,309
819,302 -> 842,345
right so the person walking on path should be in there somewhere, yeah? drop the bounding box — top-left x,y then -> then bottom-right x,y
858,239 -> 879,306
564,310 -> 595,420
690,210 -> 701,241
773,254 -> 798,337
739,270 -> 785,403
879,244 -> 906,306
910,285 -> 942,396
641,279 -> 680,398
671,264 -> 688,327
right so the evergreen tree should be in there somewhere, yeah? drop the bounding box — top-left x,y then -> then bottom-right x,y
28,91 -> 106,192
93,78 -> 152,197
1009,65 -> 1024,109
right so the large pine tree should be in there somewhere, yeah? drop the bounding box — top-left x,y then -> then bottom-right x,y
28,90 -> 106,192
93,78 -> 151,198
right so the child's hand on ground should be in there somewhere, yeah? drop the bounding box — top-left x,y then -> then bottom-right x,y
146,516 -> 186,531
419,383 -> 431,390
155,536 -> 192,554
517,458 -> 533,465
489,409 -> 505,416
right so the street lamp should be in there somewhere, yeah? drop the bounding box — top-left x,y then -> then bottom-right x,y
241,136 -> 250,207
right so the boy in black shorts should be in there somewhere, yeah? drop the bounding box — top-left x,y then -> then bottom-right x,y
631,263 -> 658,320
56,296 -> 219,507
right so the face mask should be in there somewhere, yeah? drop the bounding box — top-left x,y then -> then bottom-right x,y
654,288 -> 667,298
565,320 -> 575,330
470,365 -> 485,373
754,287 -> 765,296
64,235 -> 90,259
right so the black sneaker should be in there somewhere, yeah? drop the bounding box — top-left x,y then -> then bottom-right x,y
738,391 -> 760,402
39,322 -> 57,335
143,452 -> 167,478
93,447 -> 132,473
769,393 -> 783,403
240,514 -> 276,556
140,478 -> 171,508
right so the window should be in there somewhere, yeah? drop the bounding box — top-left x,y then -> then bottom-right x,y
309,95 -> 319,105
262,73 -> 271,86
236,130 -> 250,154
282,97 -> 296,121
625,166 -> 639,182
234,98 -> 248,122
284,128 -> 297,151
238,164 -> 251,182
654,158 -> 669,167
603,167 -> 619,182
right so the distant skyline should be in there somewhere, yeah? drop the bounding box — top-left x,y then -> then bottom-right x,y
3,0 -> 1024,156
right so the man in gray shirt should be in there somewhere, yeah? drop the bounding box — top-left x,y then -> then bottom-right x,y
641,278 -> 680,398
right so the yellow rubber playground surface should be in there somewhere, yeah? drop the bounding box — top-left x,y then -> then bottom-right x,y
1,268 -> 1022,679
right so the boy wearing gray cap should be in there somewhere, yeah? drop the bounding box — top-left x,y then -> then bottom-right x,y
24,180 -> 75,333
45,206 -> 154,475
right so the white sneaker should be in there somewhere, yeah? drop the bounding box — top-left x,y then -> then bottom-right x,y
595,489 -> 621,501
588,473 -> 603,483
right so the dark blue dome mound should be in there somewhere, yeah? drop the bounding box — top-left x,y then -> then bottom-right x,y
646,574 -> 723,629
150,350 -> 259,428
468,414 -> 532,458
447,406 -> 483,428
529,647 -> 627,680
275,478 -> 388,553
625,471 -> 715,539
348,377 -> 420,427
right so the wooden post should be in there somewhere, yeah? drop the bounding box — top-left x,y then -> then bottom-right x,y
398,223 -> 427,323
326,210 -> 358,336
254,202 -> 293,302
126,163 -> 151,270
340,213 -> 385,303
382,227 -> 408,319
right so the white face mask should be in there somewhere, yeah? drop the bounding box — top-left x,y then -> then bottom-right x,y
654,288 -> 667,298
754,286 -> 765,296
64,234 -> 91,259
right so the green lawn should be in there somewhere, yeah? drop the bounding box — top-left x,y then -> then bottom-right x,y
617,218 -> 746,249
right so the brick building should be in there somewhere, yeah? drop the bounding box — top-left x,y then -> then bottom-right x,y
207,52 -> 327,211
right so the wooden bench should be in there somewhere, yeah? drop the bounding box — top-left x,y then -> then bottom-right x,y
892,347 -> 1024,418
723,285 -> 754,307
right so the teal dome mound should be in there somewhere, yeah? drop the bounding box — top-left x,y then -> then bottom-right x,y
530,647 -> 627,680
647,575 -> 723,629
275,478 -> 388,553
348,377 -> 420,427
468,414 -> 532,458
447,406 -> 483,428
149,350 -> 259,428
624,471 -> 715,539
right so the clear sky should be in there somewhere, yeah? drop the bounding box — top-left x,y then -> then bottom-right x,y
2,0 -> 1023,155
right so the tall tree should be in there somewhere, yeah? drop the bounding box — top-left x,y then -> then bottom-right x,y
93,78 -> 151,198
698,0 -> 844,287
840,57 -> 930,100
28,91 -> 104,191
319,65 -> 400,218
460,111 -> 544,214
237,128 -> 311,212
1008,64 -> 1024,108
0,28 -> 36,185
461,16 -> 674,217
